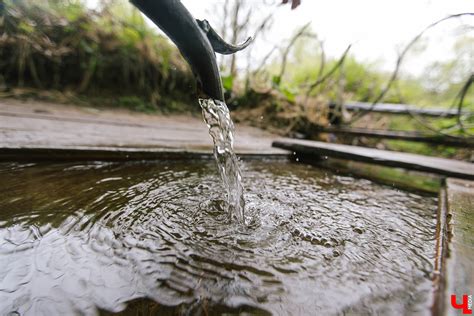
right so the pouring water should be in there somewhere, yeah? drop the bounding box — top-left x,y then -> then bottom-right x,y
199,98 -> 246,223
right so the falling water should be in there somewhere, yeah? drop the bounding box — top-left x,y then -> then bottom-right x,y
199,98 -> 245,223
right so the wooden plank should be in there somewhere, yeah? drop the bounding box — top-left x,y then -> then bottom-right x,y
272,138 -> 474,180
314,126 -> 474,148
442,178 -> 474,316
314,157 -> 441,194
0,99 -> 288,156
0,146 -> 288,162
432,185 -> 449,315
329,101 -> 472,117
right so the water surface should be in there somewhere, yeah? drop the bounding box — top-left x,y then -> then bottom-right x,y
0,160 -> 437,315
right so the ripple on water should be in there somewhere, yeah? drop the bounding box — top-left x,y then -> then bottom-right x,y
0,160 -> 437,315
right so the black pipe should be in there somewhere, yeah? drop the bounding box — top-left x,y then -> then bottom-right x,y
130,0 -> 224,101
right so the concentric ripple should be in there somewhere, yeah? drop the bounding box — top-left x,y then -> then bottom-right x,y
0,160 -> 437,315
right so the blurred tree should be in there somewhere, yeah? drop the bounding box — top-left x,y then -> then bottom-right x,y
210,0 -> 276,78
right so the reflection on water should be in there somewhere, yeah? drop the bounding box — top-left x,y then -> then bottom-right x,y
0,160 -> 437,315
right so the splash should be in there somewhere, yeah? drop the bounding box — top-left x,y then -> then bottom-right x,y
199,98 -> 245,223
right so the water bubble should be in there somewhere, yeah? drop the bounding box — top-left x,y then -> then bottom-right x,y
353,227 -> 364,234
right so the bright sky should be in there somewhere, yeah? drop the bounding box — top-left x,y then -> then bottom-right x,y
180,0 -> 474,76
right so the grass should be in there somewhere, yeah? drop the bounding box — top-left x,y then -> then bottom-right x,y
0,0 -> 195,113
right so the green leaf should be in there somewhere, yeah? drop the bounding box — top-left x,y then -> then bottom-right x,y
18,21 -> 35,34
272,75 -> 281,87
222,75 -> 234,91
281,87 -> 296,103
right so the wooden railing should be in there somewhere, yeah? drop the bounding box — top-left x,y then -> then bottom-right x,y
323,101 -> 474,147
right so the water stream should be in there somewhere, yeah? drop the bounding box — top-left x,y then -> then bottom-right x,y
0,160 -> 438,315
199,98 -> 245,223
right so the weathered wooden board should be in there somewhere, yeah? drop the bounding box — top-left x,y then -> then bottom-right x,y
432,186 -> 449,315
442,178 -> 474,316
272,138 -> 474,180
313,126 -> 474,148
0,99 -> 288,160
329,101 -> 472,117
0,146 -> 288,162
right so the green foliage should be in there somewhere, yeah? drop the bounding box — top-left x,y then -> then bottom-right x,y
240,32 -> 472,159
270,75 -> 296,103
385,140 -> 458,158
0,0 -> 195,112
271,75 -> 281,87
221,75 -> 234,91
117,96 -> 155,113
279,87 -> 296,103
282,55 -> 388,102
260,31 -> 472,114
